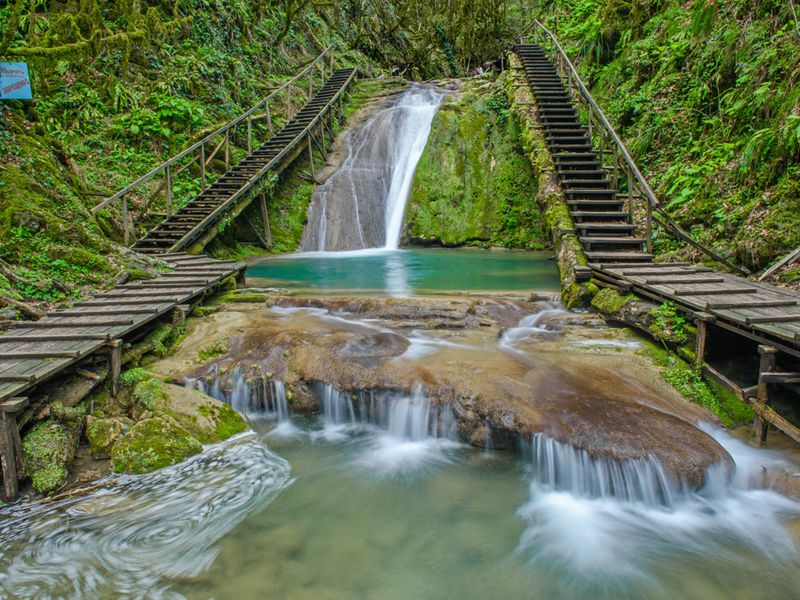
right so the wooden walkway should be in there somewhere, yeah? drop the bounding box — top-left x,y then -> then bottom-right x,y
0,253 -> 244,404
133,68 -> 357,255
514,40 -> 800,444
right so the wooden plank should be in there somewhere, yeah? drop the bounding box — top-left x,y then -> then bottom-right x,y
669,285 -> 757,296
707,298 -> 797,310
94,290 -> 198,298
116,283 -> 208,289
49,309 -> 160,316
74,298 -> 179,307
0,397 -> 28,413
0,374 -> 36,383
0,334 -> 110,343
745,314 -> 800,325
8,319 -> 135,328
0,350 -> 82,359
644,276 -> 724,285
618,268 -> 710,276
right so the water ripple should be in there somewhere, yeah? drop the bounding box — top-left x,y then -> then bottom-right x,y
0,433 -> 293,600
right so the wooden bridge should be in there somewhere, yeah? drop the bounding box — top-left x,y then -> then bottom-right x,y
91,46 -> 357,255
0,254 -> 244,498
514,23 -> 800,444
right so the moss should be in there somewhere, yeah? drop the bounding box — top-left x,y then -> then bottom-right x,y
591,288 -> 635,314
127,268 -> 156,282
50,401 -> 86,425
219,291 -> 269,303
111,417 -> 202,474
22,420 -> 77,494
85,415 -> 124,458
406,77 -> 545,249
121,367 -> 151,388
197,340 -> 227,362
197,402 -> 247,440
133,379 -> 166,411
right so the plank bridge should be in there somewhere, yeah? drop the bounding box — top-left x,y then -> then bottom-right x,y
514,22 -> 800,444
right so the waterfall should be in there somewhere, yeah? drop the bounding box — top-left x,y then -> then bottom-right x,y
190,367 -> 290,422
519,433 -> 681,507
301,84 -> 446,251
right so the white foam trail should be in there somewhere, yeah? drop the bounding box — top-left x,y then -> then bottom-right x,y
499,304 -> 569,350
0,434 -> 292,599
515,429 -> 800,585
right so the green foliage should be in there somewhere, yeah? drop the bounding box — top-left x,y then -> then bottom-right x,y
197,340 -> 227,362
649,301 -> 688,344
121,367 -> 151,388
133,379 -> 167,412
537,0 -> 800,268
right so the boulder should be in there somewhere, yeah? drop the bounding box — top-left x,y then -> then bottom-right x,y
111,417 -> 202,474
154,383 -> 247,444
85,416 -> 126,458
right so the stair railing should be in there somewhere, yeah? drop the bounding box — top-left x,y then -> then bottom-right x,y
517,21 -> 748,274
92,44 -> 337,246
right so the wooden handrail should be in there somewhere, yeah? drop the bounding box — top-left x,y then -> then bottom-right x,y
517,20 -> 749,275
92,44 -> 336,215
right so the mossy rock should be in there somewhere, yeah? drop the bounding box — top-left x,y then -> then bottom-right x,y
22,420 -> 79,494
133,378 -> 167,411
155,383 -> 246,444
110,417 -> 203,474
85,415 -> 126,458
591,288 -> 635,315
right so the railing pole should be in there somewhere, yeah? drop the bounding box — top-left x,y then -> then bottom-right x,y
122,195 -> 129,246
307,136 -> 315,180
265,100 -> 273,137
247,116 -> 252,154
200,142 -> 206,189
287,84 -> 292,121
646,199 -> 653,253
224,130 -> 230,170
165,164 -> 173,216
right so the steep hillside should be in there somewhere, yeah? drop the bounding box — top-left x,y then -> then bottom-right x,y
534,0 -> 800,275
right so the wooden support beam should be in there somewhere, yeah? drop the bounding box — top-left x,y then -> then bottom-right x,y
759,372 -> 800,384
0,374 -> 36,383
109,340 -> 123,398
0,397 -> 28,500
754,345 -> 779,446
752,402 -> 800,445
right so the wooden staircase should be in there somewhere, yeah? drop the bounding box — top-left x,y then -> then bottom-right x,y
134,68 -> 357,255
515,44 -> 653,265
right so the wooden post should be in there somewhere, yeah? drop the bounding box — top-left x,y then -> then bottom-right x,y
247,117 -> 252,154
200,143 -> 206,189
308,137 -> 315,180
286,84 -> 292,119
1,397 -> 28,500
109,339 -> 123,398
265,101 -> 273,137
645,198 -> 653,253
165,164 -> 173,216
694,313 -> 714,367
259,193 -> 273,249
172,304 -> 190,328
122,195 -> 130,246
754,345 -> 778,446
224,130 -> 230,170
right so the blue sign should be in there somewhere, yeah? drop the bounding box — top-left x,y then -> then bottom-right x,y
0,62 -> 33,100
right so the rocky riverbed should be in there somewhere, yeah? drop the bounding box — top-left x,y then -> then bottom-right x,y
153,293 -> 733,487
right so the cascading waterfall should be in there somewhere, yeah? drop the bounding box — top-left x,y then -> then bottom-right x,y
190,366 -> 290,422
301,84 -> 446,251
515,428 -> 800,584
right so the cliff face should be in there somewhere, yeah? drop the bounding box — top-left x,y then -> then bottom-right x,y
405,76 -> 546,250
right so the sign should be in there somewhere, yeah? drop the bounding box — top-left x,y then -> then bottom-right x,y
0,62 -> 33,100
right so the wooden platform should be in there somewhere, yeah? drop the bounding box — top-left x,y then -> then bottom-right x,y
591,262 -> 800,358
0,253 -> 245,403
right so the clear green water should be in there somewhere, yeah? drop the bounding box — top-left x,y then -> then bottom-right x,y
246,249 -> 560,294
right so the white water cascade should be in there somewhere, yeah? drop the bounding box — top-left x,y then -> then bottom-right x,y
191,367 -> 291,423
301,84 -> 446,251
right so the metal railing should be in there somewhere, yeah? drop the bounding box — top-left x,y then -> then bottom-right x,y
517,21 -> 748,274
92,44 -> 338,245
